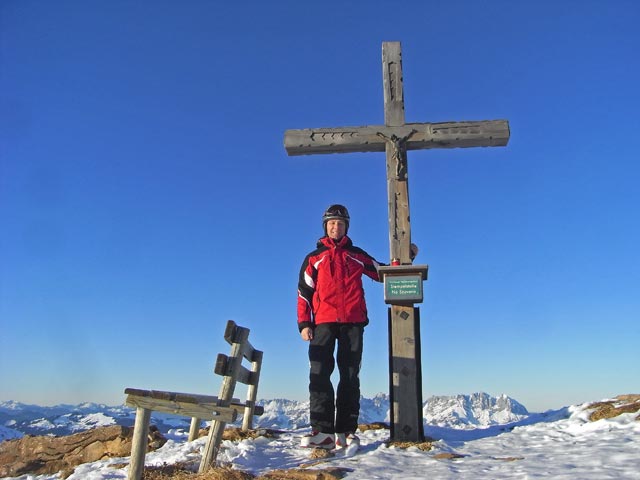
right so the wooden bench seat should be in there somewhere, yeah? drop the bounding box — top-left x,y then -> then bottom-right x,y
124,388 -> 264,424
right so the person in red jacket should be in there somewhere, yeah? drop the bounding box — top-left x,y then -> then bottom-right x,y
297,204 -> 382,450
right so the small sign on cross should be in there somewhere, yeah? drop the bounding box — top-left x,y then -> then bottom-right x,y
379,264 -> 428,306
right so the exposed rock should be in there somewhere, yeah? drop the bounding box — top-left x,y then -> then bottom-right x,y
433,452 -> 466,460
615,394 -> 640,403
258,468 -> 349,479
587,394 -> 640,422
0,424 -> 166,478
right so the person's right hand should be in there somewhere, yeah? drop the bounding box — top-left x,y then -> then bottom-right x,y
410,243 -> 419,261
300,327 -> 313,341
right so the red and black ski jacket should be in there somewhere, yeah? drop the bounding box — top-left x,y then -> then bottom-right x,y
297,235 -> 381,332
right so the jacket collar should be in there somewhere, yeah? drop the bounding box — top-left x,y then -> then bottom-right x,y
318,235 -> 352,249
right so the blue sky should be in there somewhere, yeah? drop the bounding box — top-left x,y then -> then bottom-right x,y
1,0 -> 638,412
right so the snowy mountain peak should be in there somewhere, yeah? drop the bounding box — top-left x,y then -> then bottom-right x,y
423,392 -> 529,428
0,392 -> 529,441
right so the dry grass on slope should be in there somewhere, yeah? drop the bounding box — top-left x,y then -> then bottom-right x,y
141,463 -> 349,480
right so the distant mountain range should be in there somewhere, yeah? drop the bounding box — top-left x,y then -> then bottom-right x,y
0,392 -> 529,442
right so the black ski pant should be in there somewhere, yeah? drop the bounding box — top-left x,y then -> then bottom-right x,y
308,323 -> 364,434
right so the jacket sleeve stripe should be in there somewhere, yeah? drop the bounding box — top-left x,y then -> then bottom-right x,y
346,253 -> 365,268
298,291 -> 312,309
313,256 -> 326,271
304,271 -> 315,289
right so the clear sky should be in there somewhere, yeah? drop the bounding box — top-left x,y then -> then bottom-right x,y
1,0 -> 639,413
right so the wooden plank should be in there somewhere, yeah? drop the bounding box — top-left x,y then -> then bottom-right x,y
236,367 -> 254,385
242,339 -> 256,362
223,319 -> 251,345
215,355 -> 257,385
214,353 -> 229,376
223,320 -> 238,344
249,348 -> 263,363
253,404 -> 264,415
123,388 -> 264,416
284,120 -> 510,155
127,407 -> 151,480
125,388 -> 221,405
125,394 -> 238,424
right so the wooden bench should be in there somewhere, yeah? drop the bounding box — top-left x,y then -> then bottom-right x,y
124,320 -> 264,479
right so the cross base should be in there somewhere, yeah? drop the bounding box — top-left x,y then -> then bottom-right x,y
388,305 -> 425,442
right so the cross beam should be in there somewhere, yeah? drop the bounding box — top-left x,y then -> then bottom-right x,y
284,120 -> 509,156
284,42 -> 509,442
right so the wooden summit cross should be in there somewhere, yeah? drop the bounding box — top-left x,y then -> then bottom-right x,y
284,42 -> 510,442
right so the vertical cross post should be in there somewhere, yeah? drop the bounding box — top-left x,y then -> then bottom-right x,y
382,42 -> 424,442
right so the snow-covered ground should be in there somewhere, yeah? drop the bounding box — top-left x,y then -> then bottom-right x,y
2,395 -> 639,479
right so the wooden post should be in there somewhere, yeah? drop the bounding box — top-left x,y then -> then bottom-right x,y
188,417 -> 201,442
388,307 -> 424,440
199,322 -> 250,472
382,42 -> 411,264
283,41 -> 510,442
127,407 -> 151,480
381,42 -> 424,442
242,349 -> 263,431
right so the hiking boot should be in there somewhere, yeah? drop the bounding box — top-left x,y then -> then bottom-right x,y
300,431 -> 335,449
335,432 -> 359,449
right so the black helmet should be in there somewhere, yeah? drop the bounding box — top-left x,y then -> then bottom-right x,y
322,204 -> 350,234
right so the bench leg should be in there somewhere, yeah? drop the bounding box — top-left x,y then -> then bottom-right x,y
198,419 -> 226,473
128,407 -> 151,480
242,350 -> 263,432
188,417 -> 201,442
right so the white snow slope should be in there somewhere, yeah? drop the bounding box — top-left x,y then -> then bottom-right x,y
1,394 -> 639,479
